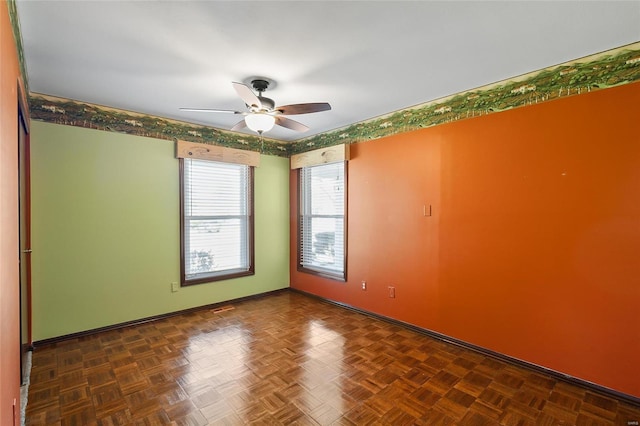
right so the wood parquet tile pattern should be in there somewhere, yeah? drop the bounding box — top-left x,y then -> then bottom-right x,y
26,291 -> 640,425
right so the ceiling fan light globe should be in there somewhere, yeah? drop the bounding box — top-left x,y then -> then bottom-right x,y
245,113 -> 276,133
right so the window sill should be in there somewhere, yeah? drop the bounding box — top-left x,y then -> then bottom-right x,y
182,269 -> 255,286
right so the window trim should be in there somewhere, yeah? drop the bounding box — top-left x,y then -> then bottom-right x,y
297,162 -> 348,282
179,158 -> 255,286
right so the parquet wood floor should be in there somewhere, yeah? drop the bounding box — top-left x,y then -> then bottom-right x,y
25,291 -> 640,425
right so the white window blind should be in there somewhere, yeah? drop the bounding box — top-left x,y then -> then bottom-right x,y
183,158 -> 252,282
300,161 -> 346,278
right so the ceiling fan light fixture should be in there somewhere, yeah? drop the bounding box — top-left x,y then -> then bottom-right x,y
245,113 -> 275,134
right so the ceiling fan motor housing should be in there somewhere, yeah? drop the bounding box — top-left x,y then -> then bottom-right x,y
257,96 -> 275,111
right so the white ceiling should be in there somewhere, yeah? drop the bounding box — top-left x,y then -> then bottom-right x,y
15,1 -> 640,142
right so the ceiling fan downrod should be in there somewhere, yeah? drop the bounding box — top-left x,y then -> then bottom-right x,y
251,79 -> 275,111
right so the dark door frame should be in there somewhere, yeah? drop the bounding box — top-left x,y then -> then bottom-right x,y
18,79 -> 32,385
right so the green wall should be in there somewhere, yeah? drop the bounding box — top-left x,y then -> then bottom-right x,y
31,121 -> 290,341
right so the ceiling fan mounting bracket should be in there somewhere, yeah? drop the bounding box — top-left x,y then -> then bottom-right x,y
243,76 -> 277,93
252,79 -> 270,93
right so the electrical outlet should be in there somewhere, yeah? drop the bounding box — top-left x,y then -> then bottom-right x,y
361,281 -> 367,290
171,282 -> 179,292
388,286 -> 395,298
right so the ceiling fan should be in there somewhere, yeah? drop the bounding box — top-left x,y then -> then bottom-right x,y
180,78 -> 331,135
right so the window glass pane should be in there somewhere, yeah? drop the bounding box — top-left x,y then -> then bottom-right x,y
186,218 -> 249,276
304,162 -> 344,215
186,160 -> 247,217
301,217 -> 344,272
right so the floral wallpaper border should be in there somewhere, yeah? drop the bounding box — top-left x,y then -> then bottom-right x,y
291,41 -> 640,154
28,94 -> 290,157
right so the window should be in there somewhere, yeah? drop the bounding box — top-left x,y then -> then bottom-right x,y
180,158 -> 254,285
299,161 -> 346,280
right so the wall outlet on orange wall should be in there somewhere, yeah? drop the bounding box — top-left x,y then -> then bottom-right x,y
361,281 -> 366,290
388,286 -> 395,298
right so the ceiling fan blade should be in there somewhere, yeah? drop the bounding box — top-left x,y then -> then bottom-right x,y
230,119 -> 247,131
275,116 -> 309,132
179,108 -> 244,114
276,102 -> 331,115
232,82 -> 261,109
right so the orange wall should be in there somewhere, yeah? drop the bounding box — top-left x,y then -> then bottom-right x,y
290,82 -> 640,398
0,2 -> 22,425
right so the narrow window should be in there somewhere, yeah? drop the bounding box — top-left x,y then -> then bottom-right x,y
299,161 -> 347,280
180,158 -> 254,285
